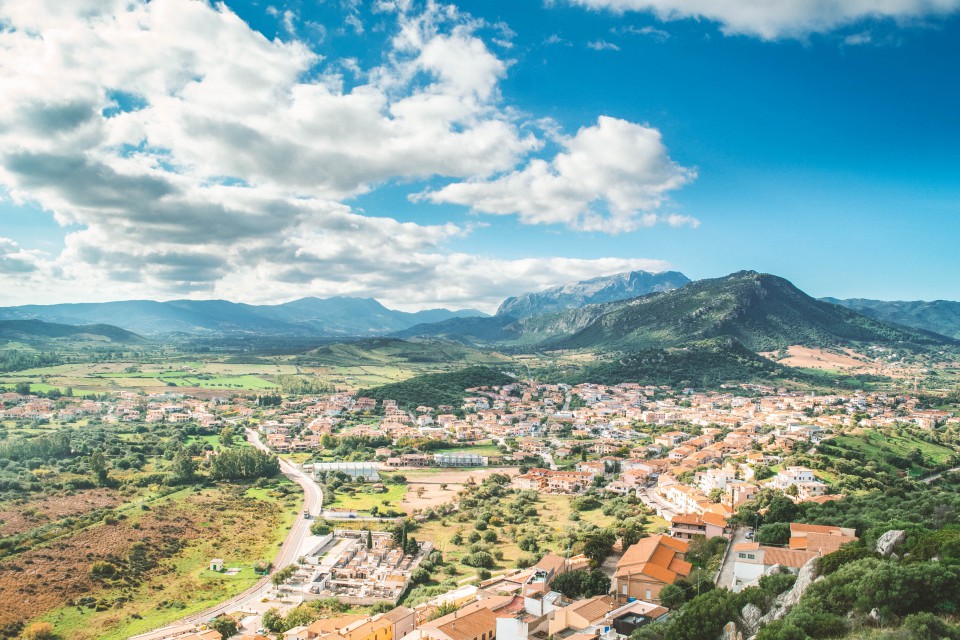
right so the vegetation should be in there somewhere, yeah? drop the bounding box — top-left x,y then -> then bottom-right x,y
358,366 -> 514,409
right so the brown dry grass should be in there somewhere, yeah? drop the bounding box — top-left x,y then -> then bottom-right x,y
0,489 -> 122,536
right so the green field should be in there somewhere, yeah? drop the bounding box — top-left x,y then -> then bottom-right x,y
328,482 -> 408,512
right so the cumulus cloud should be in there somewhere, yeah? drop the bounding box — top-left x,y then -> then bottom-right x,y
0,238 -> 43,274
563,0 -> 960,39
421,116 -> 696,233
0,0 -> 689,308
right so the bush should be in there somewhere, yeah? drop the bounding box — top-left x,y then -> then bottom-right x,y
21,623 -> 56,640
463,551 -> 495,569
899,612 -> 960,640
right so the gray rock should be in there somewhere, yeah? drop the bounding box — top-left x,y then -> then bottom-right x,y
759,555 -> 820,625
721,620 -> 743,640
875,530 -> 906,556
740,603 -> 764,637
869,608 -> 882,625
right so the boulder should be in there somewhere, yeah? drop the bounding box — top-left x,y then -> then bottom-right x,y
740,603 -> 764,637
721,620 -> 744,640
875,529 -> 906,556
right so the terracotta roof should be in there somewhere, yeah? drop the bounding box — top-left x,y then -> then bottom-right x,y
734,542 -> 760,551
671,513 -> 701,525
435,607 -> 498,640
423,596 -> 513,629
761,548 -> 819,568
307,615 -> 367,634
566,595 -> 619,623
701,512 -> 729,527
536,552 -> 567,574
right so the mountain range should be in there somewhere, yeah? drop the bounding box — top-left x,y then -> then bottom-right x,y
823,298 -> 960,340
0,297 -> 486,337
496,270 -> 690,318
398,271 -> 956,352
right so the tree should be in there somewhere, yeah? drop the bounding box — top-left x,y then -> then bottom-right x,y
14,382 -> 31,396
583,529 -> 616,566
169,453 -> 198,484
209,616 -> 238,638
757,522 -> 791,546
262,608 -> 284,632
219,426 -> 235,448
272,564 -> 298,586
89,451 -> 109,486
658,583 -> 686,610
367,529 -> 373,549
208,447 -> 280,480
665,589 -> 739,640
550,569 -> 611,599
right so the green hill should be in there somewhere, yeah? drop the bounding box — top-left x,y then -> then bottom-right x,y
358,366 -> 514,409
398,271 -> 955,353
0,319 -> 145,345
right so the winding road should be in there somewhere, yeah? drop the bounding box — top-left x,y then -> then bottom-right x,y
129,429 -> 322,640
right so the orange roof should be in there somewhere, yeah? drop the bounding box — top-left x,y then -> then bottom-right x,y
308,615 -> 367,634
436,608 -> 498,640
567,595 -> 619,623
671,513 -> 701,525
616,535 -> 690,585
761,548 -> 819,568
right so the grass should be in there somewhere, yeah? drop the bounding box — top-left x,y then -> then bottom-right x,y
329,482 -> 408,512
36,479 -> 300,640
831,429 -> 956,477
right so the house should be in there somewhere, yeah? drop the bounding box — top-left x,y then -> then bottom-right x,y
613,535 -> 691,603
548,595 -> 620,635
669,512 -> 732,541
209,558 -> 224,572
180,631 -> 221,640
602,600 -> 670,638
788,523 -> 857,553
731,523 -> 857,591
425,607 -> 499,640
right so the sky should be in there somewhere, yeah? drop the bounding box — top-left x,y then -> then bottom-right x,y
0,0 -> 958,312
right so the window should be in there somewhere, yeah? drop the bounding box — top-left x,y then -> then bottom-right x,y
738,553 -> 746,558
748,554 -> 755,559
646,589 -> 652,600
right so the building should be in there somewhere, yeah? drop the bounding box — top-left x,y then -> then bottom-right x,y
613,535 -> 691,603
669,512 -> 732,541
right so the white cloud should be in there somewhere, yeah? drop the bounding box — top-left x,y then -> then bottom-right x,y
0,0 -> 690,309
421,116 -> 696,233
587,39 -> 621,50
564,0 -> 960,39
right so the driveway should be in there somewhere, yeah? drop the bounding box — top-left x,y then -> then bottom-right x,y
716,526 -> 750,590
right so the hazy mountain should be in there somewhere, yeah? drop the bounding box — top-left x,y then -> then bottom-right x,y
823,298 -> 960,340
497,269 -> 690,319
0,319 -> 145,345
0,297 -> 486,337
398,271 -> 955,352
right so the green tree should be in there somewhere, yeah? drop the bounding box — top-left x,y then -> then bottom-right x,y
89,451 -> 109,486
169,452 -> 198,484
14,382 -> 31,396
209,616 -> 238,638
582,529 -> 616,566
665,589 -> 739,640
658,583 -> 686,610
219,426 -> 235,447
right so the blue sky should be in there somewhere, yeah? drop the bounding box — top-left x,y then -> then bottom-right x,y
0,0 -> 958,309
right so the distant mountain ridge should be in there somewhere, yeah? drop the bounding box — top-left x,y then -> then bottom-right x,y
823,298 -> 960,340
0,319 -> 144,344
496,269 -> 691,318
0,297 -> 486,337
397,271 -> 956,352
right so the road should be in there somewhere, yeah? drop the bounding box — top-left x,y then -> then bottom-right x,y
637,487 -> 677,520
715,526 -> 750,591
129,430 -> 322,640
921,465 -> 960,484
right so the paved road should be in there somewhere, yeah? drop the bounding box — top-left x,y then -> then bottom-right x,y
129,430 -> 322,640
716,526 -> 751,591
921,465 -> 960,484
637,487 -> 677,520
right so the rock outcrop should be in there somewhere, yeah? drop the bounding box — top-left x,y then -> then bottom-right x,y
875,529 -> 906,556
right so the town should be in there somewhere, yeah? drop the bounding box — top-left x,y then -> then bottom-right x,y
2,375 -> 956,640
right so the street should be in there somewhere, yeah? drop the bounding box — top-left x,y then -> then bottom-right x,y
129,430 -> 323,640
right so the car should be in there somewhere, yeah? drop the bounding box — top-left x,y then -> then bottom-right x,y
745,530 -> 754,539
